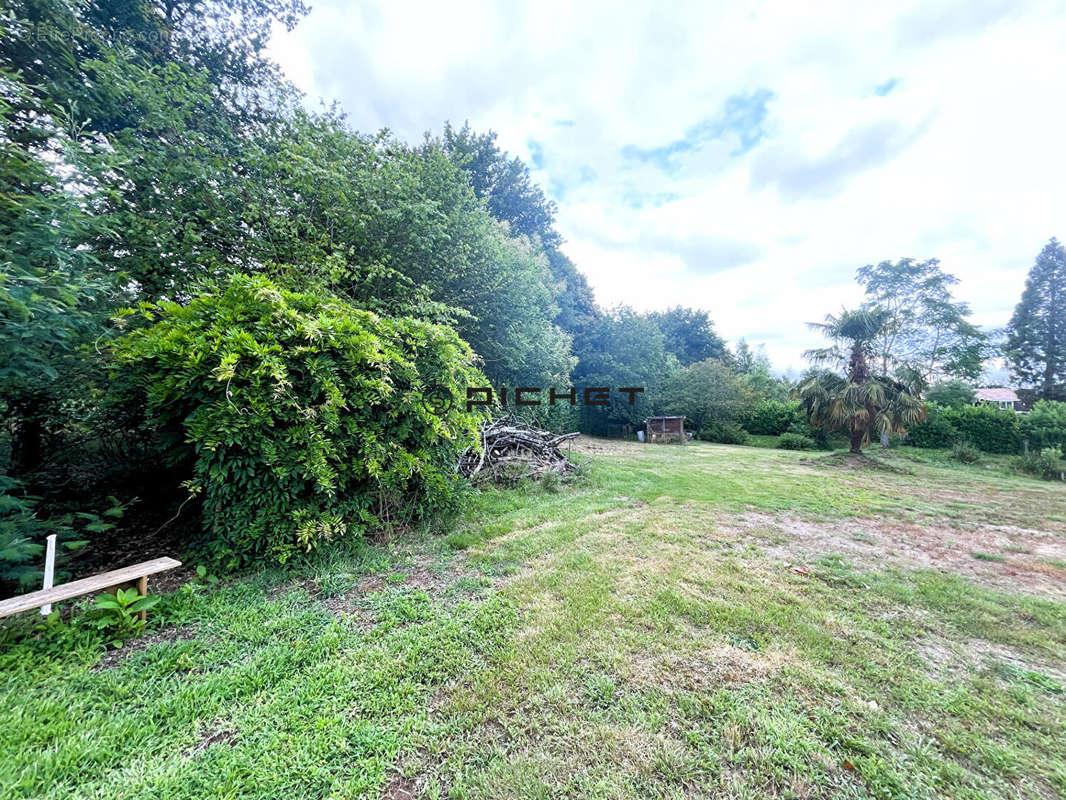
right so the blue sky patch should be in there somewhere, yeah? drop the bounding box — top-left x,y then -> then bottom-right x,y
621,88 -> 774,171
527,140 -> 545,169
874,78 -> 899,96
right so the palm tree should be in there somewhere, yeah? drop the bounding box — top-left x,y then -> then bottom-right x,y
798,309 -> 926,454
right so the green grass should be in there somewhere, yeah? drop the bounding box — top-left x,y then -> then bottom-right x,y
745,433 -> 782,448
2,440 -> 1065,798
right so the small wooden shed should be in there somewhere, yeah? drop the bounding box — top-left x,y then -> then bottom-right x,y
644,416 -> 685,443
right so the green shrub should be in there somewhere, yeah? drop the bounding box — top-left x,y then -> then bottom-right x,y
905,406 -> 959,448
941,406 -> 1021,454
699,421 -> 749,445
0,477 -> 113,594
925,380 -> 976,409
113,275 -> 486,565
784,416 -> 831,449
950,440 -> 981,464
741,400 -> 799,435
777,432 -> 817,450
0,485 -> 44,592
1010,448 -> 1065,481
1019,400 -> 1066,453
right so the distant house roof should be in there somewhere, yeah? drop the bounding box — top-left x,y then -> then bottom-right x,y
974,387 -> 1019,403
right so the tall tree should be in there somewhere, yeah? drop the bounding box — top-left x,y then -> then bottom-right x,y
239,113 -> 575,388
573,308 -> 674,433
0,0 -> 307,474
435,122 -> 560,247
856,258 -> 987,387
799,309 -> 926,453
734,339 -> 789,401
1005,239 -> 1066,401
649,307 -> 729,366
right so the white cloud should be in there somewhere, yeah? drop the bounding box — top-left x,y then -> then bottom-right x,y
267,0 -> 1066,371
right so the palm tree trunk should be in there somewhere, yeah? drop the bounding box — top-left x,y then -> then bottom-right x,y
849,427 -> 864,454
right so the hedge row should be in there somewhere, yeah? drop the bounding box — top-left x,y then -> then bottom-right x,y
906,402 -> 1066,455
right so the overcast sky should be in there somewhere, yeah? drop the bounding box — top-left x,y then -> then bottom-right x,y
267,0 -> 1066,373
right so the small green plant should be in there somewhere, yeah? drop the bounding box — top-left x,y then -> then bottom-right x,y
699,421 -> 749,445
583,674 -> 617,708
1010,448 -> 1064,480
539,470 -> 563,493
950,440 -> 982,464
777,432 -> 817,450
90,588 -> 161,643
194,565 -> 219,586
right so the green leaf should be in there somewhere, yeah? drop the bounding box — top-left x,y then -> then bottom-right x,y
127,595 -> 161,612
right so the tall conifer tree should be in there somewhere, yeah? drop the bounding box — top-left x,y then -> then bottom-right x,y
1005,239 -> 1066,400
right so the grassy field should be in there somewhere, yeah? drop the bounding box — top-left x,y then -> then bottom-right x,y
2,441 -> 1065,799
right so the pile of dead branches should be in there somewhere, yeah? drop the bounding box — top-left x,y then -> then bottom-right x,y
459,416 -> 579,485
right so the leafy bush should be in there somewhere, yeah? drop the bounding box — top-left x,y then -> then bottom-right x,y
665,358 -> 753,435
113,275 -> 487,565
777,432 -> 817,450
950,440 -> 982,464
940,406 -> 1021,454
905,406 -> 959,449
1019,400 -> 1066,453
698,421 -> 749,445
925,380 -> 976,409
1010,448 -> 1064,481
783,417 -> 831,449
0,477 -> 115,594
742,400 -> 799,435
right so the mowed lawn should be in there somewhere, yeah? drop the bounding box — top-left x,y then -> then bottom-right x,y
2,441 -> 1065,799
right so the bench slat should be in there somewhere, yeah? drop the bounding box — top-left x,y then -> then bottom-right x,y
0,557 -> 182,618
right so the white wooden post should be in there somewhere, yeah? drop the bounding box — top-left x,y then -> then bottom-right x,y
41,534 -> 57,616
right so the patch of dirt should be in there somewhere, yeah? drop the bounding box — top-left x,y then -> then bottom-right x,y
404,565 -> 444,591
321,552 -> 478,627
799,452 -> 909,473
147,564 -> 196,595
359,575 -> 386,593
916,634 -> 1066,684
569,436 -> 645,455
320,596 -> 377,631
719,511 -> 1066,599
625,641 -> 792,691
380,774 -> 419,799
187,726 -> 237,757
92,624 -> 199,671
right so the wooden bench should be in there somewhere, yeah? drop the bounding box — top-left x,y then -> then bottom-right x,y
0,557 -> 182,621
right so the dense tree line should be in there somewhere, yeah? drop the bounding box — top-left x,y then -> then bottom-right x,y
0,0 -> 752,579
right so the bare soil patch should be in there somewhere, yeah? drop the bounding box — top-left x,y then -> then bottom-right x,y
916,633 -> 1066,684
187,726 -> 238,757
569,436 -> 645,456
719,511 -> 1066,598
799,452 -> 909,473
380,774 -> 418,799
